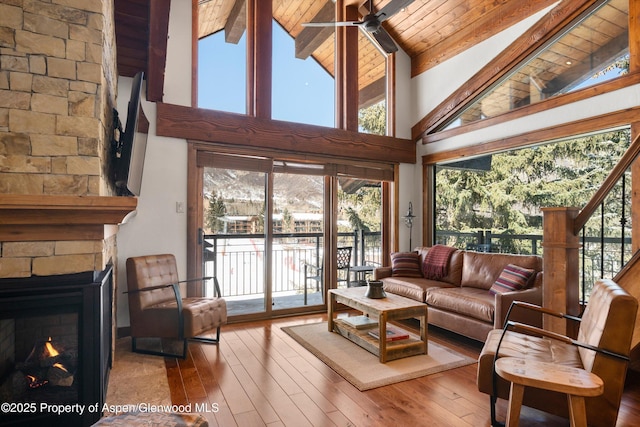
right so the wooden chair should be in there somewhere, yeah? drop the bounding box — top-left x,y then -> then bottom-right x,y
126,254 -> 227,359
303,246 -> 352,304
477,279 -> 637,427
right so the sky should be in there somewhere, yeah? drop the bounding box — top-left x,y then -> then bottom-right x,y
198,22 -> 335,128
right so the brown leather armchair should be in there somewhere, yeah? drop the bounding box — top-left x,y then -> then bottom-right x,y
477,278 -> 637,427
126,254 -> 227,358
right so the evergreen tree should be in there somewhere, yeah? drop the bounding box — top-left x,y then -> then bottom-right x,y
206,191 -> 227,233
359,101 -> 386,135
435,129 -> 631,252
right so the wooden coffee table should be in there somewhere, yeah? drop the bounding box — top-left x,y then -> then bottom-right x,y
328,287 -> 428,363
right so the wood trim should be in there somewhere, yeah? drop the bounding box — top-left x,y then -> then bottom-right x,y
412,0 -> 601,140
192,0 -> 198,107
574,132 -> 640,234
156,102 -> 416,164
387,52 -> 395,137
254,0 -> 272,118
335,0 -> 345,129
423,164 -> 434,246
392,164 -> 400,255
344,5 -> 359,132
246,0 -> 255,115
146,0 -> 171,102
381,180 -> 391,266
631,0 -> 640,75
189,140 -> 395,170
421,106 -> 640,165
633,122 -> 640,253
186,142 -> 201,287
422,72 -> 640,145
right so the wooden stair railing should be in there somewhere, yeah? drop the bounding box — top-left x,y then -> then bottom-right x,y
574,132 -> 640,234
542,132 -> 640,342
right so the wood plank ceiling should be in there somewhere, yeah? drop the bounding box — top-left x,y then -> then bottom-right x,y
114,1 -> 628,132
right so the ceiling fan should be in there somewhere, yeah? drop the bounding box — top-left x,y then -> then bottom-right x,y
302,0 -> 415,54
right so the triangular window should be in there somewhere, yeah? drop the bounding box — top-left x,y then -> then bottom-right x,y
445,0 -> 629,130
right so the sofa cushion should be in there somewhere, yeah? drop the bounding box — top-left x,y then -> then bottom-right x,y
461,251 -> 542,290
425,287 -> 495,323
381,277 -> 453,303
489,264 -> 535,295
390,252 -> 423,277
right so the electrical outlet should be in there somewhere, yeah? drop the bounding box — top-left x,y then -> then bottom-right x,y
176,202 -> 185,213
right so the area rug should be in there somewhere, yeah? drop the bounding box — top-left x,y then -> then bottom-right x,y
103,337 -> 172,413
282,322 -> 476,391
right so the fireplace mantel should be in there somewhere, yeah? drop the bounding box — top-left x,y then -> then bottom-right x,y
0,194 -> 137,241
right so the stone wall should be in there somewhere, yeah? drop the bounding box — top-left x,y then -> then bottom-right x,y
0,0 -> 119,278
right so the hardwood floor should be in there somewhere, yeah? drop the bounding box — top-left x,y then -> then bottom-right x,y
164,313 -> 640,427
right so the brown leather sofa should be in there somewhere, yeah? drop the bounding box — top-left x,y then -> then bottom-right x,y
373,247 -> 543,342
477,278 -> 637,427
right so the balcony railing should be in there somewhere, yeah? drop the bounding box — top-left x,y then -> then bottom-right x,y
203,229 -> 629,302
203,231 -> 383,300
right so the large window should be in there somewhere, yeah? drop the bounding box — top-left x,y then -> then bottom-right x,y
434,127 -> 632,299
271,21 -> 335,126
197,5 -> 247,113
445,0 -> 629,129
357,21 -> 388,135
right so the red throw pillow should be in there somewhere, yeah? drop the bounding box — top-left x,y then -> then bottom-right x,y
489,264 -> 535,295
390,252 -> 423,278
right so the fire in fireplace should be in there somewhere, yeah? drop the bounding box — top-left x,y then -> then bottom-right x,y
0,267 -> 112,426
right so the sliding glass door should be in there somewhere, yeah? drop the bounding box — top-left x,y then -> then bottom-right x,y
190,146 -> 394,320
272,166 -> 325,310
202,166 -> 268,316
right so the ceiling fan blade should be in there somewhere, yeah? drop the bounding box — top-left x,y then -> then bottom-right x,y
375,0 -> 415,23
302,21 -> 362,28
371,27 -> 398,54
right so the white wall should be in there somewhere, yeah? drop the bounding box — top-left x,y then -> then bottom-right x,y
115,1 -> 192,328
394,49 -> 422,250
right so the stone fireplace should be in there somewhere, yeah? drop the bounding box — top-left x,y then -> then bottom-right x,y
0,1 -> 138,424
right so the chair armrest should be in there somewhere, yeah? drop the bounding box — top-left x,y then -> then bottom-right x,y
505,299 -> 582,324
212,277 -> 223,298
125,283 -> 176,294
303,262 -> 322,275
373,266 -> 392,280
493,287 -> 542,329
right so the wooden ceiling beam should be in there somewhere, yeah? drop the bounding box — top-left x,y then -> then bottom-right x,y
225,0 -> 246,44
295,0 -> 335,59
146,0 -> 171,102
156,102 -> 415,164
359,77 -> 385,110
